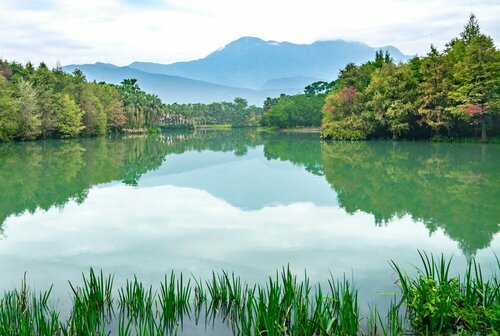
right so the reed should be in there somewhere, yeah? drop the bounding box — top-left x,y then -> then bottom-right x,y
63,268 -> 114,335
0,252 -> 497,335
0,275 -> 59,335
157,271 -> 191,333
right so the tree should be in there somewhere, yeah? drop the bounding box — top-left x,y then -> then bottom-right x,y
460,13 -> 480,44
417,46 -> 453,138
79,86 -> 106,136
94,84 -> 126,131
304,81 -> 334,96
31,63 -> 57,138
0,76 -> 17,141
263,94 -> 324,128
56,94 -> 84,138
16,79 -> 42,140
450,34 -> 500,142
322,86 -> 374,140
365,63 -> 418,140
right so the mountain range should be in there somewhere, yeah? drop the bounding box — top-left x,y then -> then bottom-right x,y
63,37 -> 410,105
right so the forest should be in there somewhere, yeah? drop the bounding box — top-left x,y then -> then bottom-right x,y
320,15 -> 499,141
0,62 -> 262,142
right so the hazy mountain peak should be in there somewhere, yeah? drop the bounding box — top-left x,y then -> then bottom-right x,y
229,36 -> 266,44
66,36 -> 410,104
93,62 -> 118,68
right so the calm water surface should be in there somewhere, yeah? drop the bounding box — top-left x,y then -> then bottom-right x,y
0,129 -> 499,330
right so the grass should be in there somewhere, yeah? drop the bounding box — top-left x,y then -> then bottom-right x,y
0,252 -> 498,335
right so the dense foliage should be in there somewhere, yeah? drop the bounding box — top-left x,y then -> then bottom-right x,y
261,94 -> 326,128
0,62 -> 129,140
0,62 -> 263,142
261,81 -> 334,128
164,98 -> 263,127
322,15 -> 500,141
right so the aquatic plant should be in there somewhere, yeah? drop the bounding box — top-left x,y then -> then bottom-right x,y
391,251 -> 499,335
0,275 -> 59,335
0,252 -> 497,335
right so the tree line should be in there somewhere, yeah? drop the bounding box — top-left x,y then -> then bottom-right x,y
260,81 -> 334,128
320,15 -> 499,141
0,61 -> 263,142
164,98 -> 263,127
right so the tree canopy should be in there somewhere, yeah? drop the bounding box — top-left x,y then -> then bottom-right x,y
321,14 -> 499,141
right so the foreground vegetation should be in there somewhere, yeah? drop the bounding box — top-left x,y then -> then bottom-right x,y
1,252 -> 498,335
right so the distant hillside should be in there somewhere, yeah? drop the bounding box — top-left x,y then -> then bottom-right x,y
64,37 -> 410,104
260,76 -> 322,90
62,63 -> 296,105
129,37 -> 410,89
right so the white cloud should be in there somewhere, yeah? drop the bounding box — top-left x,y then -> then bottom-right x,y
0,0 -> 498,66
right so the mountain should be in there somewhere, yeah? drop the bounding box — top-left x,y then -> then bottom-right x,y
62,62 -> 297,105
259,76 -> 322,91
129,37 -> 410,89
64,37 -> 410,105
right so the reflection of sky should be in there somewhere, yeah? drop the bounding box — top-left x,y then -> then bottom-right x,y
0,147 -> 498,319
138,146 -> 338,209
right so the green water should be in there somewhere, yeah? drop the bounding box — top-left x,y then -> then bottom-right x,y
0,129 -> 499,328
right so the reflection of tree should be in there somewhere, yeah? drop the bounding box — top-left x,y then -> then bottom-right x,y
1,131 -> 498,257
0,129 -> 263,230
262,132 -> 323,176
320,141 -> 500,257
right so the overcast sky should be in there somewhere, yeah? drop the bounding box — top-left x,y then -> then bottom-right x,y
0,0 -> 498,67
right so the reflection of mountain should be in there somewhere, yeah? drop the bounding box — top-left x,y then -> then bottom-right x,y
320,141 -> 500,256
1,130 -> 498,256
139,148 -> 337,210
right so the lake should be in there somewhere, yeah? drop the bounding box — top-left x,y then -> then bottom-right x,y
0,129 -> 499,332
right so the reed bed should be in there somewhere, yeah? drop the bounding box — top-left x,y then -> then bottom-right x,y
0,252 -> 497,335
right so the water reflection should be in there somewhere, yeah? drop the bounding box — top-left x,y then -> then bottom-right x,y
0,130 -> 499,257
321,141 -> 500,256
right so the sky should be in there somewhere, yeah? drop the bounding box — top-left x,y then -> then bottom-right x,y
0,0 -> 498,67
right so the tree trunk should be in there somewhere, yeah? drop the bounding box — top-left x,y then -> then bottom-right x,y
480,117 -> 488,143
392,131 -> 398,141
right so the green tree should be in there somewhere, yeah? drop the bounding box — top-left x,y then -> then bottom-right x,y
31,63 -> 58,138
16,79 -> 42,140
304,81 -> 334,96
417,46 -> 453,138
56,94 -> 84,138
366,63 -> 418,140
0,76 -> 17,141
94,83 -> 126,131
450,34 -> 499,142
263,94 -> 324,128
